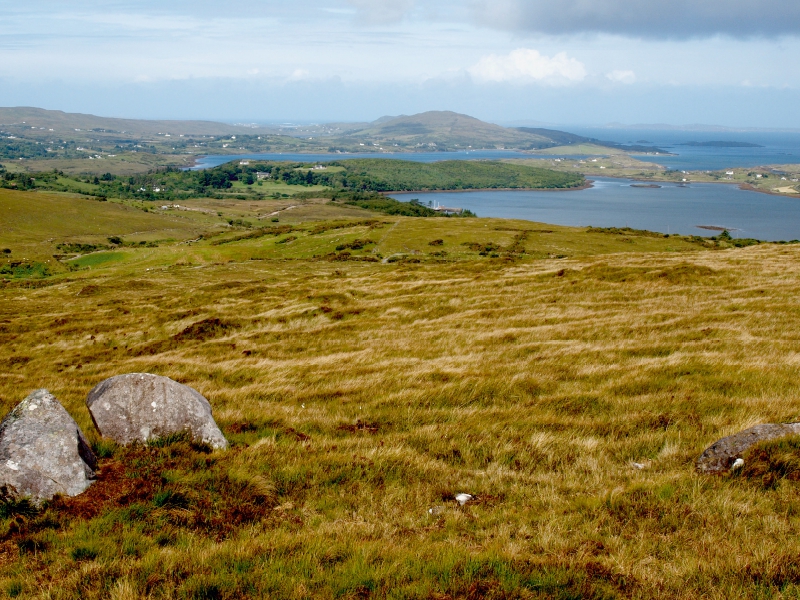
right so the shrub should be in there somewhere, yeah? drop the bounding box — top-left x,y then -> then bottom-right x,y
70,546 -> 99,561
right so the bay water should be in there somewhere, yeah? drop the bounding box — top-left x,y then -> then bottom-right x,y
390,178 -> 800,242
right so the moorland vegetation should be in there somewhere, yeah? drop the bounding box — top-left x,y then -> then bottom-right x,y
2,176 -> 800,597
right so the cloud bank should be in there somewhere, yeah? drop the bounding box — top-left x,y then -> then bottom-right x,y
607,70 -> 636,84
469,49 -> 586,84
472,0 -> 800,38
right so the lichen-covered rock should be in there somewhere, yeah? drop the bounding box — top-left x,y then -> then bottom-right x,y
0,389 -> 97,504
86,373 -> 228,449
696,423 -> 800,473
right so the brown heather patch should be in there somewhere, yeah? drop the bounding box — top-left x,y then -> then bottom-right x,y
2,438 -> 278,548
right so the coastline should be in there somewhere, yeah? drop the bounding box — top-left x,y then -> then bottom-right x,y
582,173 -> 800,199
186,152 -> 799,200
385,181 -> 594,195
738,182 -> 800,199
185,148 -> 527,170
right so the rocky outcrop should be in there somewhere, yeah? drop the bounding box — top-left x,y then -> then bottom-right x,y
86,373 -> 228,449
0,389 -> 97,504
696,422 -> 800,473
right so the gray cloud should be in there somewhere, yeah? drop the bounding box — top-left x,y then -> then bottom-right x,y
348,0 -> 415,24
472,0 -> 800,38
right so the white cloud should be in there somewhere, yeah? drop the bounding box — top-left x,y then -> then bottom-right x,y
289,69 -> 310,81
469,49 -> 586,84
607,69 -> 636,84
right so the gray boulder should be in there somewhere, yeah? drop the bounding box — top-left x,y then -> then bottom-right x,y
0,389 -> 97,504
696,422 -> 800,473
86,373 -> 228,449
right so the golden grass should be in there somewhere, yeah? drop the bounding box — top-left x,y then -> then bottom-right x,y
2,232 -> 800,597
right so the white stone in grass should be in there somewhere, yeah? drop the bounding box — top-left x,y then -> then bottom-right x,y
731,458 -> 745,470
455,493 -> 474,506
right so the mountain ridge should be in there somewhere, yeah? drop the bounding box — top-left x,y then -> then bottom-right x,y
0,106 -> 244,136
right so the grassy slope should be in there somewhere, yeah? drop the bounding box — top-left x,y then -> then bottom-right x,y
17,153 -> 199,176
0,188 -> 210,262
505,156 -> 668,181
0,107 -> 243,136
2,239 -> 800,598
2,189 -> 798,598
528,143 -> 627,156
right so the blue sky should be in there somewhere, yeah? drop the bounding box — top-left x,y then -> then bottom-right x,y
2,0 -> 800,127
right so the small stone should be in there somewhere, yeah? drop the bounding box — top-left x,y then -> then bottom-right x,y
696,422 -> 800,473
455,493 -> 474,506
631,462 -> 646,470
428,505 -> 445,516
731,458 -> 745,470
0,389 -> 97,504
86,373 -> 228,449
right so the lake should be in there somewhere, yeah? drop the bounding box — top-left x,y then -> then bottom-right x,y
390,178 -> 800,242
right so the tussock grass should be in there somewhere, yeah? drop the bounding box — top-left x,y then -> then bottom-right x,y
3,219 -> 800,596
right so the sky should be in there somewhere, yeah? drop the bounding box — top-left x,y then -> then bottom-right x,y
1,0 -> 800,128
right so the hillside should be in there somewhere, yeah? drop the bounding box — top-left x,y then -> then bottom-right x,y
0,107 -> 243,137
0,188 -> 211,262
0,107 -> 665,175
0,158 -> 585,203
2,186 -> 799,597
343,111 -> 556,150
323,158 -> 584,191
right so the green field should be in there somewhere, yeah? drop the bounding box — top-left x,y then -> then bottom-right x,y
529,143 -> 627,156
0,188 -> 210,262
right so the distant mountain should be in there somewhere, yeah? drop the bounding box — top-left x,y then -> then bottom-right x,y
0,107 -> 666,159
372,115 -> 399,125
515,127 -> 591,146
318,112 -> 664,153
332,111 -> 564,150
0,107 -> 243,136
516,126 -> 665,154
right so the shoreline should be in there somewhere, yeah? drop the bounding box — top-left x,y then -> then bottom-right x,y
385,181 -> 594,195
738,182 -> 800,199
186,152 -> 799,200
382,176 -> 800,201
186,148 -> 674,170
185,149 -> 532,170
625,177 -> 800,199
